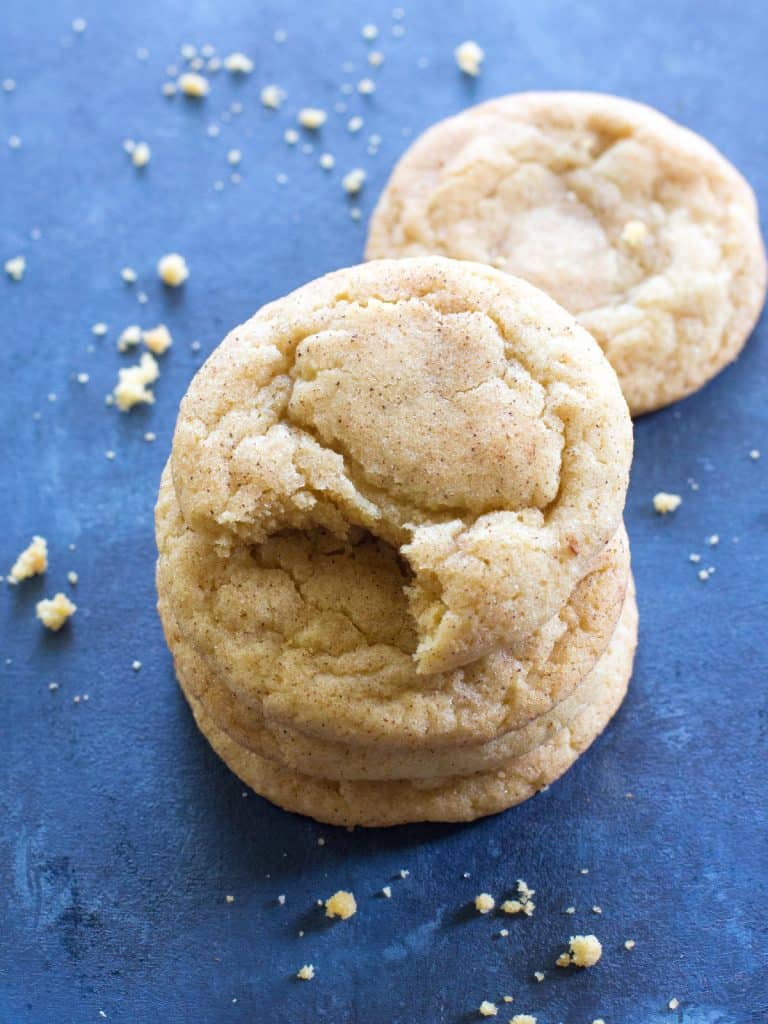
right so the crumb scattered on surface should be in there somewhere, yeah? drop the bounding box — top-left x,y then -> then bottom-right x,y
668,998 -> 679,1010
510,1016 -> 536,1024
260,84 -> 284,109
342,167 -> 366,194
4,255 -> 26,281
36,593 -> 76,631
319,152 -> 335,170
324,890 -> 357,919
284,128 -> 299,145
707,534 -> 719,546
298,107 -> 327,129
653,492 -> 682,514
624,939 -> 636,950
92,322 -> 108,337
157,253 -> 189,287
533,971 -> 545,982
455,39 -> 484,75
227,148 -> 242,166
296,963 -> 315,980
361,23 -> 378,40
474,893 -> 495,914
399,869 -> 409,879
143,324 -> 173,355
749,449 -> 760,460
698,568 -> 712,582
381,885 -> 392,898
224,52 -> 253,74
564,906 -> 576,914
67,571 -> 78,585
178,72 -> 209,97
132,660 -> 142,671
131,142 -> 151,168
357,77 -> 375,94
9,536 -> 48,584
478,1000 -> 497,1017
118,325 -> 142,352
561,934 -> 603,968
113,352 -> 159,411
591,905 -> 602,915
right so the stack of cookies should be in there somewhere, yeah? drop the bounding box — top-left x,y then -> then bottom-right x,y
156,256 -> 636,826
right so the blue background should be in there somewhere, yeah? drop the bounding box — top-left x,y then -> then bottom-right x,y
1,2 -> 766,1022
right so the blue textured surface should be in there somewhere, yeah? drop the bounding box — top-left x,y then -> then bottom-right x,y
1,2 -> 766,1022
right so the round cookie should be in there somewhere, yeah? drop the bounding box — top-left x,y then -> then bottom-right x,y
176,583 -> 638,826
366,93 -> 767,415
157,463 -> 630,749
170,256 -> 631,672
160,571 -> 634,780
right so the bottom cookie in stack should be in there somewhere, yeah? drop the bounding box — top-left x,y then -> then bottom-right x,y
163,582 -> 637,828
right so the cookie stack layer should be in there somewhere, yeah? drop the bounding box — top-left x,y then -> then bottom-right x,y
156,256 -> 636,826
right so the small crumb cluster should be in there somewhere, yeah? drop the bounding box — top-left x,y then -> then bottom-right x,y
324,890 -> 357,920
8,536 -> 48,583
36,593 -> 77,632
653,492 -> 682,514
556,934 -> 603,968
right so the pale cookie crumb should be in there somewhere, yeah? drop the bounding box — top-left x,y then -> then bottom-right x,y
284,128 -> 299,145
131,142 -> 151,168
132,660 -> 142,671
117,325 -> 142,352
67,571 -> 78,585
502,996 -> 513,1003
105,450 -> 116,460
157,253 -> 189,287
180,43 -> 197,60
361,23 -> 379,40
498,928 -> 509,937
566,934 -> 602,968
381,885 -> 392,898
357,77 -> 375,94
121,267 -> 137,284
324,890 -> 357,919
474,893 -> 495,914
478,1001 -> 497,1017
592,905 -> 602,914
689,553 -> 701,563
296,964 -> 315,980
319,152 -> 335,170
698,568 -> 712,582
260,84 -> 284,109
9,536 -> 48,583
653,492 -> 682,514
399,869 -> 409,879
2,78 -> 16,92
8,135 -> 22,149
455,40 -> 484,75
749,449 -> 760,460
624,939 -> 636,950
178,72 -> 209,97
92,322 -> 108,337
347,115 -> 364,133
72,17 -> 87,32
368,50 -> 384,67
36,593 -> 76,631
668,998 -> 679,1010
298,107 -> 327,129
707,534 -> 719,546
342,167 -> 366,194
564,906 -> 576,914
49,681 -> 59,691
224,52 -> 253,74
227,148 -> 242,166
592,1019 -> 607,1024
144,431 -> 156,442
510,1016 -> 536,1024
4,255 -> 26,281
225,894 -> 234,903
207,123 -> 220,138
621,219 -> 649,246
113,352 -> 159,411
162,82 -> 177,97
533,971 -> 545,982
555,953 -> 571,968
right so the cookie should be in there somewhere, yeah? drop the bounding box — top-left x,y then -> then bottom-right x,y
159,566 -> 633,780
157,462 -> 630,749
175,582 -> 637,826
366,93 -> 767,414
170,256 -> 631,672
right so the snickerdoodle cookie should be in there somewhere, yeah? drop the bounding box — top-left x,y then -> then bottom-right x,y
174,582 -> 637,826
170,256 -> 631,673
366,93 -> 767,414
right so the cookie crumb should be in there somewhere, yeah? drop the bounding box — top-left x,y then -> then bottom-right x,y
324,890 -> 357,919
117,325 -> 142,352
399,869 -> 409,879
67,571 -> 78,585
131,142 -> 151,168
455,40 -> 484,76
120,267 -> 137,284
132,660 -> 142,671
361,24 -> 379,40
564,906 -> 576,914
342,168 -> 366,195
225,894 -> 234,903
319,152 -> 335,170
348,115 -> 364,133
689,553 -> 701,563
510,1016 -> 536,1024
224,52 -> 253,74
227,148 -> 242,166
298,107 -> 327,129
178,72 -> 209,97
113,352 -> 159,411
749,448 -> 760,460
563,934 -> 602,968
533,971 -> 545,982
296,964 -> 315,981
157,253 -> 189,287
357,77 -> 375,95
284,128 -> 299,145
698,568 -> 711,582
668,998 -> 679,1010
260,84 -> 284,109
498,928 -> 509,937
707,534 -> 719,546
4,255 -> 26,281
9,536 -> 48,583
653,492 -> 682,514
478,1001 -> 497,1017
474,893 -> 495,914
591,905 -> 602,914
143,324 -> 173,355
624,939 -> 636,950
381,885 -> 392,898
36,593 -> 76,631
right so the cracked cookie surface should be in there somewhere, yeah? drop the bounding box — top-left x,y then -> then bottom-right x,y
175,581 -> 637,826
366,93 -> 767,414
157,462 -> 629,750
170,257 -> 631,672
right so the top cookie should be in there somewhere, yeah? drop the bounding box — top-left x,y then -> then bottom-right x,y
366,93 -> 767,414
171,256 -> 631,672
